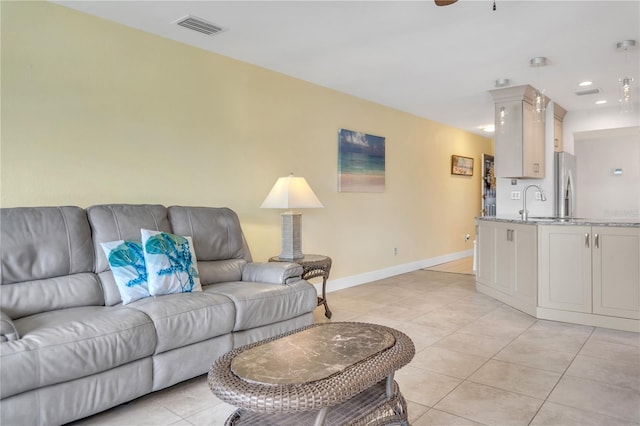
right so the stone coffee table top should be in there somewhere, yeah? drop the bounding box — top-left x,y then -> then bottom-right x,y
230,323 -> 396,385
208,322 -> 415,414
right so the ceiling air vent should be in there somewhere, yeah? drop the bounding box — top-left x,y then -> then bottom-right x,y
575,88 -> 601,96
175,15 -> 224,36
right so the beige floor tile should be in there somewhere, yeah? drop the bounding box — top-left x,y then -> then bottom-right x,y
443,298 -> 503,318
531,401 -> 636,426
70,401 -> 183,426
505,328 -> 587,356
167,420 -> 193,426
548,375 -> 640,423
434,381 -> 543,426
411,346 -> 488,379
468,359 -> 562,399
406,401 -> 431,423
433,331 -> 512,358
351,314 -> 407,330
413,408 -> 485,426
182,401 -> 238,426
457,305 -> 535,339
141,375 -> 216,419
529,319 -> 594,336
329,297 -> 389,315
366,302 -> 434,322
312,305 -> 359,323
589,327 -> 640,347
579,338 -> 640,365
388,321 -> 450,353
395,365 -> 462,407
411,308 -> 484,333
494,339 -> 577,373
566,353 -> 640,392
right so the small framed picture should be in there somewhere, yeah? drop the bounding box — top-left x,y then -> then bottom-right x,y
451,155 -> 474,176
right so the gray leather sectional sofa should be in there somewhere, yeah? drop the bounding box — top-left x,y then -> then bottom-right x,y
0,204 -> 318,425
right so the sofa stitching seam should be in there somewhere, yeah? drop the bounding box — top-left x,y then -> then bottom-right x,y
58,207 -> 73,276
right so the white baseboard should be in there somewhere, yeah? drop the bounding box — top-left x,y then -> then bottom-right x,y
314,249 -> 474,294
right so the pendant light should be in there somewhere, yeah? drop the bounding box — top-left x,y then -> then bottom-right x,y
494,79 -> 510,134
530,57 -> 548,123
617,40 -> 636,113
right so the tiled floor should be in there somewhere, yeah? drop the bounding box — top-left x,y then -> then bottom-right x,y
72,269 -> 640,426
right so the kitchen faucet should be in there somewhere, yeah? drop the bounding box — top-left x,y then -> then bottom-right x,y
520,184 -> 547,220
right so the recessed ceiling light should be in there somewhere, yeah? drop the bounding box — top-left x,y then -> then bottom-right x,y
480,124 -> 495,133
595,100 -> 607,105
579,81 -> 593,87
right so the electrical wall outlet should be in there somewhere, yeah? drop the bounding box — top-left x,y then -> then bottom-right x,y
511,191 -> 521,200
393,247 -> 398,256
535,191 -> 542,200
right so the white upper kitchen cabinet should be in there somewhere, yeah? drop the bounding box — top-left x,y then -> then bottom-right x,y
490,85 -> 546,179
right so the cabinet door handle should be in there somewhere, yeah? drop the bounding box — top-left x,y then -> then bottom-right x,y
585,233 -> 590,248
533,163 -> 540,173
595,233 -> 599,249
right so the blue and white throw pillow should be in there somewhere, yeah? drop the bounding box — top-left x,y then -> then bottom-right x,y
141,229 -> 202,296
100,240 -> 150,304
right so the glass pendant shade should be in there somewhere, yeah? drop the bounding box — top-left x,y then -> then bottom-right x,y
529,57 -> 548,123
617,40 -> 637,114
620,76 -> 634,113
498,106 -> 507,134
534,90 -> 546,123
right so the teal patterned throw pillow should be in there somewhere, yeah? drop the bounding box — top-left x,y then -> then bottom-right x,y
101,240 -> 150,304
141,229 -> 202,296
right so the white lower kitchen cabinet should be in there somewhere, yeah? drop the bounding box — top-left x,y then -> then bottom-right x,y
477,218 -> 639,332
476,220 -> 496,289
538,224 -> 640,330
538,225 -> 592,313
592,226 -> 640,319
476,220 -> 537,315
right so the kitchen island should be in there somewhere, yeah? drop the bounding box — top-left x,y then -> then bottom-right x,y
476,216 -> 640,332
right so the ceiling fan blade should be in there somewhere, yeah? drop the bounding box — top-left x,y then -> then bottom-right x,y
434,0 -> 458,6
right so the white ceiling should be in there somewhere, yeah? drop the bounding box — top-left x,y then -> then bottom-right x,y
54,0 -> 640,136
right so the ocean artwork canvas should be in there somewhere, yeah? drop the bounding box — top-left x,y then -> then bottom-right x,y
338,129 -> 385,193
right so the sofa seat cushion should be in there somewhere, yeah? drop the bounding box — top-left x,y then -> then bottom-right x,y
127,292 -> 235,354
0,306 -> 156,399
205,280 -> 317,331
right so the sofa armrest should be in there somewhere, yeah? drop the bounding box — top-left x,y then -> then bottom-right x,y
241,262 -> 303,285
0,310 -> 19,342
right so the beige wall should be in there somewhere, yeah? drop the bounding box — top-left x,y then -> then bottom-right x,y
1,1 -> 493,280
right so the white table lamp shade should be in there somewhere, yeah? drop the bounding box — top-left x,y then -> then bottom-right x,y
261,174 -> 323,260
260,175 -> 323,209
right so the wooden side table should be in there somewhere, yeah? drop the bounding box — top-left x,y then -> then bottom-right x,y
269,254 -> 332,319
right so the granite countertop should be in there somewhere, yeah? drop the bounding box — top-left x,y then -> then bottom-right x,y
477,216 -> 640,227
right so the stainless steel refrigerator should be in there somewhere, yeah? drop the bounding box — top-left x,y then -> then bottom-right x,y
554,151 -> 577,218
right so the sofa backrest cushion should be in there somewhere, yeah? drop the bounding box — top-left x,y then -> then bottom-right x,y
168,206 -> 252,263
87,204 -> 172,273
0,206 -> 103,319
168,207 -> 252,284
87,204 -> 171,306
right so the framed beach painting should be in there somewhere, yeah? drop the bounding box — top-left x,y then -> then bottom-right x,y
451,155 -> 474,176
338,129 -> 385,193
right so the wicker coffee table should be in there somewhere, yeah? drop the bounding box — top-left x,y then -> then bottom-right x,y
208,322 -> 415,425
